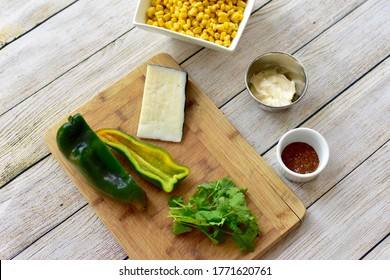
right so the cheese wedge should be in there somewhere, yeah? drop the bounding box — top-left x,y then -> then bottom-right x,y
137,64 -> 187,142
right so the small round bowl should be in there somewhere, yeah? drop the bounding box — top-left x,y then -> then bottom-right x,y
245,52 -> 308,111
276,128 -> 329,183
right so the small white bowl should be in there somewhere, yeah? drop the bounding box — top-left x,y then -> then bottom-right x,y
133,0 -> 255,53
276,128 -> 329,183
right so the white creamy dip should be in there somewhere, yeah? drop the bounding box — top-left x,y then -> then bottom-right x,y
250,68 -> 296,107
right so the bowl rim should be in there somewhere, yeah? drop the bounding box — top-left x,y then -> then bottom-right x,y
276,127 -> 330,179
245,51 -> 309,109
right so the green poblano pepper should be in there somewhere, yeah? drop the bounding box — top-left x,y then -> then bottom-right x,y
56,113 -> 147,211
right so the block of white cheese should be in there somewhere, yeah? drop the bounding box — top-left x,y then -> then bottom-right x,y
137,64 -> 187,142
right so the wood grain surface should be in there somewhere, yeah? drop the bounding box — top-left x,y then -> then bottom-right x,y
0,0 -> 75,48
44,53 -> 305,260
1,0 -> 388,260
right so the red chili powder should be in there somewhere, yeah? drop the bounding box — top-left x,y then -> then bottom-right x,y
281,142 -> 319,174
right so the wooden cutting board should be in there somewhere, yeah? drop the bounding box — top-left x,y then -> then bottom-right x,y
45,53 -> 305,260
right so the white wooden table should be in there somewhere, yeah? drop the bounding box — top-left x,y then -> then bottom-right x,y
0,0 -> 389,260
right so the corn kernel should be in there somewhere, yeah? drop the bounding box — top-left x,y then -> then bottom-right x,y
155,10 -> 164,18
147,7 -> 156,18
231,11 -> 243,22
193,26 -> 202,34
218,16 -> 228,23
158,18 -> 165,27
194,2 -> 203,8
196,12 -> 204,21
237,0 -> 246,8
163,13 -> 171,21
166,21 -> 173,29
173,22 -> 180,29
216,24 -> 225,32
228,22 -> 236,32
188,7 -> 198,16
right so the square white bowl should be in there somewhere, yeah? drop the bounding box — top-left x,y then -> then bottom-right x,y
133,0 -> 254,53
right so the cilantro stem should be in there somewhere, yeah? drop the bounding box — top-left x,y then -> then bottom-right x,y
170,198 -> 187,209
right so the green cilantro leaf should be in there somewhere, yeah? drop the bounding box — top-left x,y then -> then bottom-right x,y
167,177 -> 260,252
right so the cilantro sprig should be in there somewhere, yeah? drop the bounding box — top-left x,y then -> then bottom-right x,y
168,177 -> 260,252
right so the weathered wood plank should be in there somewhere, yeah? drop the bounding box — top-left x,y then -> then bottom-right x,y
222,0 -> 390,155
261,142 -> 389,259
14,205 -> 126,260
0,156 -> 86,259
363,236 -> 390,260
181,0 -> 367,107
0,0 -> 76,48
0,0 -> 137,115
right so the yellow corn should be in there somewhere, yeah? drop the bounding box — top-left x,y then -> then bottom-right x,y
193,26 -> 202,34
237,0 -> 246,8
186,30 -> 195,36
145,0 -> 248,47
163,13 -> 171,21
231,11 -> 243,22
147,7 -> 156,18
158,18 -> 165,27
188,7 -> 198,16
